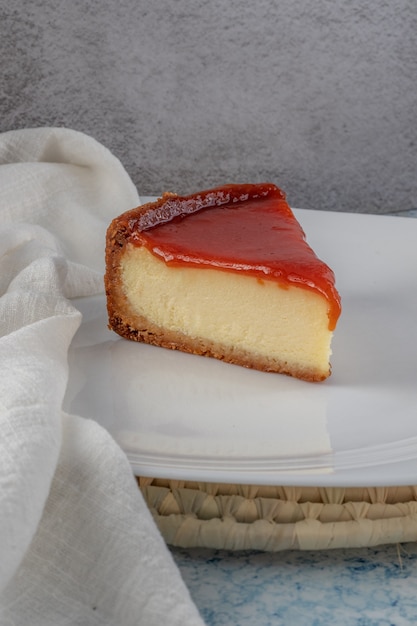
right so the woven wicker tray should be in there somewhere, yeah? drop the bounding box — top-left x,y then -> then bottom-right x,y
138,478 -> 417,551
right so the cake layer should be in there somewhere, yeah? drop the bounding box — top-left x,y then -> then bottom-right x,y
105,183 -> 341,381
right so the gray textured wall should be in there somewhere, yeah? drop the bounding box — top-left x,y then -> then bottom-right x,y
1,0 -> 416,214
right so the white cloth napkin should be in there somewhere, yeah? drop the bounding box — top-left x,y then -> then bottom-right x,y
0,128 -> 205,625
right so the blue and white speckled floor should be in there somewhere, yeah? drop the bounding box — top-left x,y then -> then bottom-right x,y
171,543 -> 417,625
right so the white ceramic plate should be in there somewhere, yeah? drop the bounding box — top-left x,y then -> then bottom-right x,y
64,206 -> 417,486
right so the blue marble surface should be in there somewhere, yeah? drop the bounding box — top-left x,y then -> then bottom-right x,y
170,543 -> 417,625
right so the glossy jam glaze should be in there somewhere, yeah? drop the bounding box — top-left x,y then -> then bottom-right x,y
127,183 -> 341,330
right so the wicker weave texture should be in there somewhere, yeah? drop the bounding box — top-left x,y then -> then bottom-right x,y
138,479 -> 417,551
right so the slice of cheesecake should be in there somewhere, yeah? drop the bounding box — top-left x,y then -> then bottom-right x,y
105,183 -> 341,381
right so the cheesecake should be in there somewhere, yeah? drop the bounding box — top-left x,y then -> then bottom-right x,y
105,183 -> 341,381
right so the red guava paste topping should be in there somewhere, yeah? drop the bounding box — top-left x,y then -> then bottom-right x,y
128,183 -> 341,330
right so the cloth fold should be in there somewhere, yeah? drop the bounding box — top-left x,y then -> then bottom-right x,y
0,128 -> 204,625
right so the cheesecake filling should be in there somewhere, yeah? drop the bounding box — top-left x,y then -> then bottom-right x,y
121,244 -> 333,375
